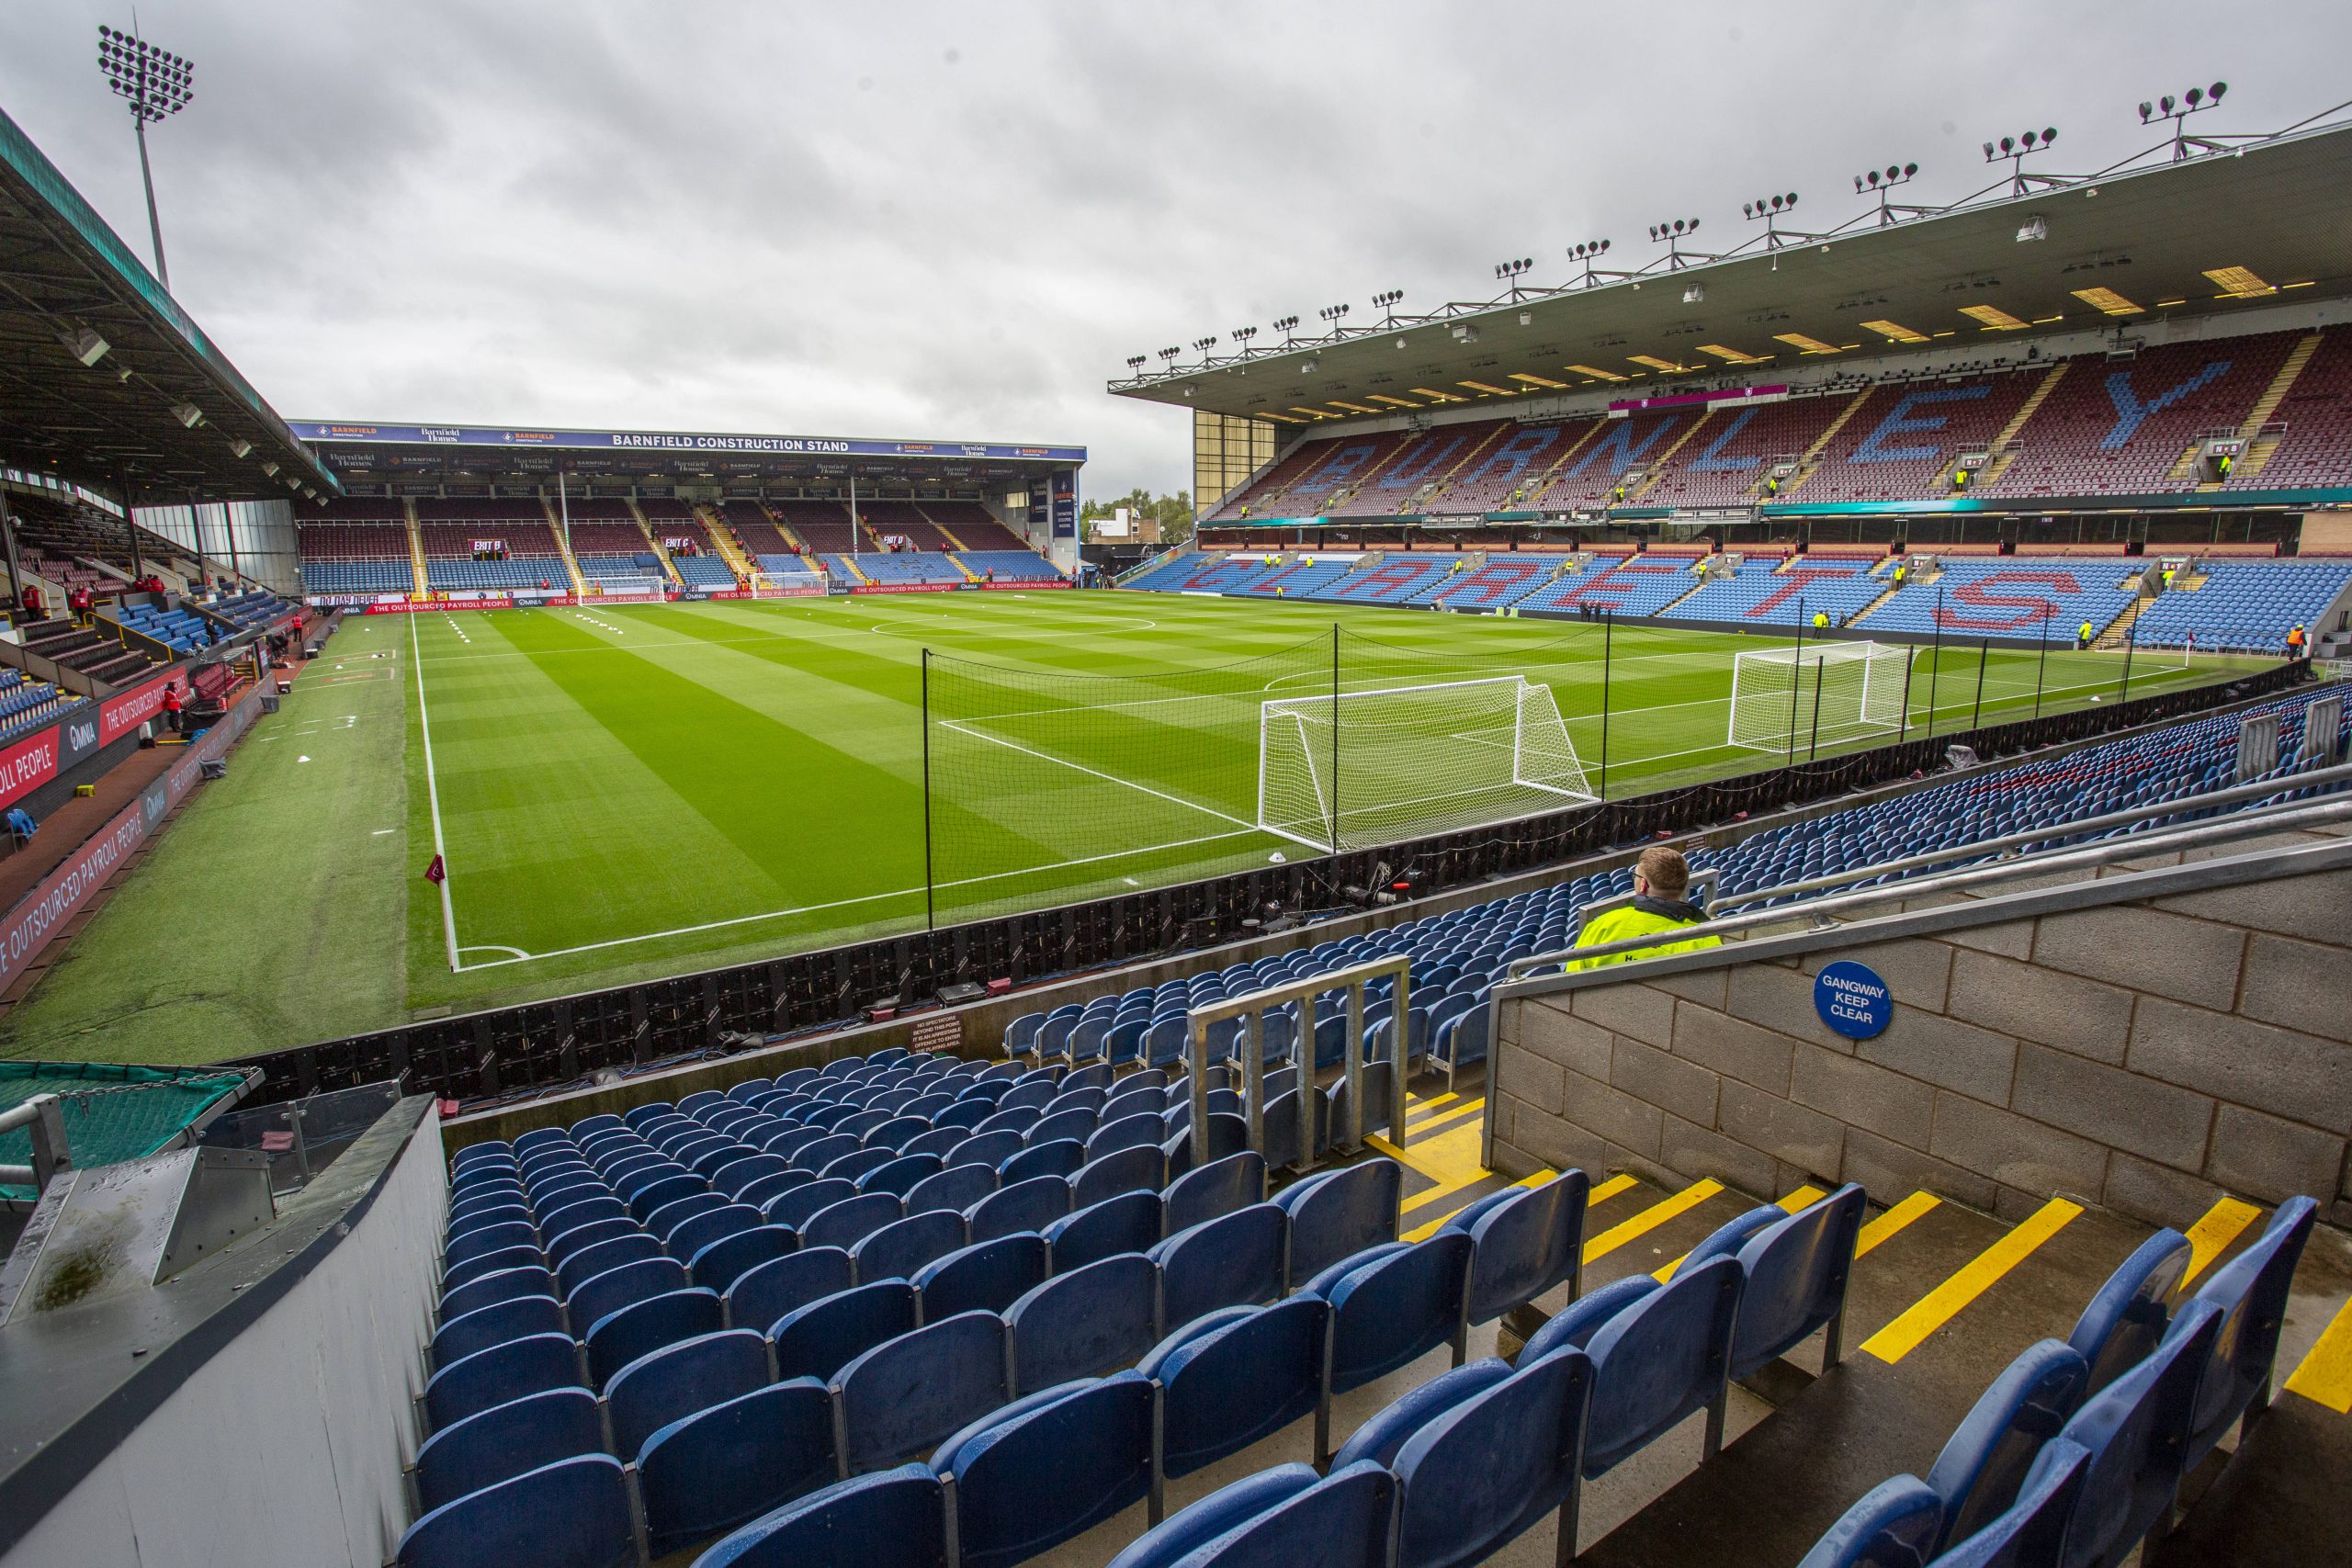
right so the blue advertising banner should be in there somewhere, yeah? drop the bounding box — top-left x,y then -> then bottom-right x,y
1050,469 -> 1078,539
289,421 -> 1085,465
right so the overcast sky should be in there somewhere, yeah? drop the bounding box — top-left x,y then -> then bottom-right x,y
7,1 -> 2349,497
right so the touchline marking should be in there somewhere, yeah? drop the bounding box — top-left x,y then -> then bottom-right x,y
934,718 -> 1260,830
451,824 -> 1265,971
411,612 -> 461,973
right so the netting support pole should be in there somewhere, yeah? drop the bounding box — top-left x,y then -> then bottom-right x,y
1897,648 -> 1915,741
1329,623 -> 1341,856
2120,609 -> 2136,706
1598,611 -> 1612,798
1808,656 -> 1826,761
1785,599 -> 1805,764
1926,588 -> 1944,739
2036,607 -> 2050,718
1972,641 -> 1988,729
921,648 -> 935,931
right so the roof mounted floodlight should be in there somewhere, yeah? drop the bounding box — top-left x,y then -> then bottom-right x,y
2141,82 -> 2231,161
96,23 -> 195,290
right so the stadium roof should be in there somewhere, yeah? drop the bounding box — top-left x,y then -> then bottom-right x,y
1113,107 -> 2352,424
0,109 -> 337,502
290,420 -> 1084,491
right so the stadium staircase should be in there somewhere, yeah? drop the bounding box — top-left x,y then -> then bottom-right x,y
693,505 -> 760,580
1522,420 -> 1611,509
1846,562 -> 1906,625
2196,331 -> 2324,491
1649,567 -> 1716,618
540,501 -> 590,596
624,501 -> 685,586
2093,591 -> 2154,650
1955,361 -> 2072,491
1398,422 -> 1515,515
403,502 -> 429,593
1774,387 -> 1875,497
948,554 -> 983,583
1322,435 -> 1423,515
770,511 -> 810,553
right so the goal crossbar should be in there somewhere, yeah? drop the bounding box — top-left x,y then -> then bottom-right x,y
1728,640 -> 1908,752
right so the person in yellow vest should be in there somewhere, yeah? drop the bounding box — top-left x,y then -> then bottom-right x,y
1893,561 -> 1906,587
2162,567 -> 2176,590
1813,609 -> 1829,632
1567,847 -> 1721,971
2287,624 -> 2308,661
2077,619 -> 2094,651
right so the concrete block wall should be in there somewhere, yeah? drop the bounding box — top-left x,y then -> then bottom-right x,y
1492,856 -> 2352,1232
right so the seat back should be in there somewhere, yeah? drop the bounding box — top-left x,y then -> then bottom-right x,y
1581,1256 -> 1742,1476
933,1373 -> 1156,1568
2178,1196 -> 2318,1469
1072,1144 -> 1163,1210
803,1191 -> 905,1254
557,1234 -> 663,1299
767,1178 -> 857,1231
637,1378 -> 840,1553
424,1333 -> 584,1430
1728,1184 -> 1868,1379
605,1327 -> 772,1458
691,1224 -> 797,1294
394,1454 -> 637,1568
1928,1438 -> 2090,1568
413,1388 -> 605,1514
1276,1158 -> 1402,1285
1044,1190 -> 1162,1273
2053,1298 -> 2222,1568
968,1174 -> 1072,1245
1007,1252 -> 1161,1396
584,1287 -> 724,1389
771,1279 -> 922,1382
852,1209 -> 967,1285
905,1163 -> 997,1219
2066,1228 -> 2192,1396
669,1201 -> 762,1261
1790,1475 -> 1943,1568
1322,1232 -> 1474,1395
1449,1170 -> 1590,1325
1163,1150 -> 1267,1236
693,1461 -> 949,1568
433,1294 -> 566,1371
722,1247 -> 851,1335
1154,1203 -> 1288,1329
916,1233 -> 1050,1320
1001,1137 -> 1087,1187
833,1310 -> 1011,1473
1393,1344 -> 1593,1568
1148,1296 -> 1329,1478
567,1254 -> 688,1330
1922,1339 -> 2090,1552
443,1264 -> 558,1323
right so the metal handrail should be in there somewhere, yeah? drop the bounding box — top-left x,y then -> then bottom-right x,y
0,1092 -> 69,1190
1499,792 -> 2352,986
1185,954 -> 1409,1170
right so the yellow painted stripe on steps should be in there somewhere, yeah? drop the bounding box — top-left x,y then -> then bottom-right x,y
1400,1167 -> 1561,1241
1855,1191 -> 1941,1259
1406,1101 -> 1487,1142
1861,1199 -> 2082,1364
2181,1196 -> 2263,1286
1589,1173 -> 1639,1205
1655,1186 -> 1825,1281
2283,1291 -> 2352,1413
1400,1169 -> 1494,1220
1583,1179 -> 1724,1266
1407,1092 -> 1458,1121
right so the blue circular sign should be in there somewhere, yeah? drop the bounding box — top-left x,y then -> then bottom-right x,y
1815,961 -> 1893,1040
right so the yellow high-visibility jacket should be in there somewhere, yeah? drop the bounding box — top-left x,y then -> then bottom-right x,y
1566,897 -> 1720,971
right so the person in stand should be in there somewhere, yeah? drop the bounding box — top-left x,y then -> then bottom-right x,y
2287,624 -> 2308,662
2076,618 -> 2095,651
1566,846 -> 1721,971
68,585 -> 91,626
1813,608 -> 1830,633
1893,560 -> 1907,589
162,681 -> 184,736
18,581 -> 40,621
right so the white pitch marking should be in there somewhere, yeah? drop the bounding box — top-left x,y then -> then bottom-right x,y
934,718 -> 1257,830
411,611 -> 461,973
371,828 -> 396,835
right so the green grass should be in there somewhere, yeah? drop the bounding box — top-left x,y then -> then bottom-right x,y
0,591 -> 2256,1066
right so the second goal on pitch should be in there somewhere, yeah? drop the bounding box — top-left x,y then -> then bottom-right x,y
1727,640 -> 1908,752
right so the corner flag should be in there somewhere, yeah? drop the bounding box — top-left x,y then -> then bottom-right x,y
424,854 -> 446,885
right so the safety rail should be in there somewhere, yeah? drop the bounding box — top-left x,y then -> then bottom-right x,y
1113,545 -> 1192,586
0,1093 -> 69,1191
1185,953 -> 1409,1172
1500,774 -> 2352,986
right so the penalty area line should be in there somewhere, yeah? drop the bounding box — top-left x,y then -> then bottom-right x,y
933,717 -> 1260,831
449,824 -> 1271,972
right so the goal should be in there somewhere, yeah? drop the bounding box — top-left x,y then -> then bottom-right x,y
1259,675 -> 1596,853
584,576 -> 668,602
744,569 -> 817,598
1728,641 -> 1909,753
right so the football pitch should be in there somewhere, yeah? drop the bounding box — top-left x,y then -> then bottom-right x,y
0,590 -> 2256,1067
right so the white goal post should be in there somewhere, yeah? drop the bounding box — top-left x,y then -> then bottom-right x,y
1728,640 -> 1909,752
582,576 -> 669,601
1258,675 -> 1596,854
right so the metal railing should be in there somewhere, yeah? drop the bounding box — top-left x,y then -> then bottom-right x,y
1185,954 -> 1409,1170
1501,773 -> 2352,984
0,1094 -> 70,1191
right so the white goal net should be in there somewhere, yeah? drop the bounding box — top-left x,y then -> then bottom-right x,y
583,576 -> 668,601
1259,675 -> 1596,853
1728,640 -> 1909,753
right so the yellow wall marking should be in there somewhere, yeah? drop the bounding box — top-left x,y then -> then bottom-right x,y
1655,1186 -> 1825,1281
2181,1197 -> 2263,1287
1861,1199 -> 2082,1363
1855,1191 -> 1942,1258
2284,1292 -> 2352,1413
1583,1179 -> 1724,1266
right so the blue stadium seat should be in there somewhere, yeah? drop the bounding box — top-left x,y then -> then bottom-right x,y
1272,1158 -> 1401,1286
395,1454 -> 638,1568
1043,1189 -> 1161,1272
726,1247 -> 854,1335
933,1374 -> 1158,1568
770,1279 -> 921,1382
433,1294 -> 566,1371
1150,1203 -> 1286,1328
915,1233 -> 1049,1320
413,1388 -> 605,1514
635,1379 -> 838,1557
583,1286 -> 722,1388
831,1310 -> 1011,1474
1006,1252 -> 1162,1396
1142,1297 -> 1329,1499
693,1461 -> 949,1568
424,1333 -> 585,1431
605,1326 -> 771,1458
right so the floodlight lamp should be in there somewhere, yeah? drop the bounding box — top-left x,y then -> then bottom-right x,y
230,438 -> 253,458
61,326 -> 109,367
261,461 -> 278,477
2211,82 -> 2226,100
170,401 -> 203,427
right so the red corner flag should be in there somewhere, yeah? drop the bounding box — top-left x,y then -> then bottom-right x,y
424,854 -> 446,885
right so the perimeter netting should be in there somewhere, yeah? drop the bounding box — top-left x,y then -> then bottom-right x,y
1728,640 -> 1909,752
1259,676 -> 1594,853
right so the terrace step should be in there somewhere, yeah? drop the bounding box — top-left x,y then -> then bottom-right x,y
695,505 -> 761,579
404,502 -> 429,593
626,500 -> 685,585
1779,387 -> 1878,497
1961,361 -> 2072,491
542,498 -> 589,596
1623,412 -> 1718,502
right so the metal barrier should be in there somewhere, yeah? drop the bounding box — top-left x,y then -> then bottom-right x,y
0,1094 -> 69,1191
1185,954 -> 1409,1170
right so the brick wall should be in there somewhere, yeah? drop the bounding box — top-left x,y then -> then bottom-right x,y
1491,850 -> 2352,1231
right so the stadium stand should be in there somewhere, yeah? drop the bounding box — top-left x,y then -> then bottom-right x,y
1638,398 -> 1859,509
953,551 -> 1066,581
720,500 -> 797,557
0,666 -> 85,744
1984,333 -> 2301,497
299,503 -> 417,594
860,501 -> 958,551
1857,557 -> 2140,640
416,507 -> 565,592
1789,373 -> 2045,504
1660,558 -> 1891,628
1537,411 -> 1696,508
854,553 -> 967,586
1328,421 -> 1513,516
777,502 -> 862,555
1513,553 -> 1690,616
21,616 -> 168,683
1421,419 -> 1594,513
2132,558 -> 2352,652
923,502 -> 1034,552
2226,326 -> 2352,491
